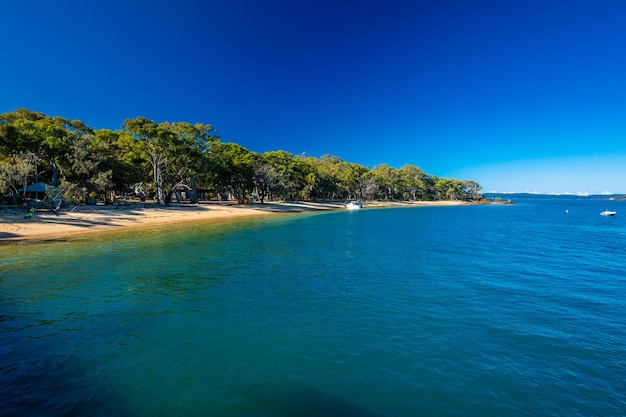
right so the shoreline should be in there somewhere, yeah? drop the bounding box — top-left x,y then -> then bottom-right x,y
0,200 -> 468,243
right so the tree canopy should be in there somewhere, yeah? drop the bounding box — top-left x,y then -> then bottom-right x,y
1,108 -> 482,205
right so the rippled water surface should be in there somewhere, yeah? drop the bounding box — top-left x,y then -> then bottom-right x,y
1,198 -> 625,416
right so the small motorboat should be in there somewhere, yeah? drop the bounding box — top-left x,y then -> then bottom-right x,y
346,200 -> 362,210
600,209 -> 616,216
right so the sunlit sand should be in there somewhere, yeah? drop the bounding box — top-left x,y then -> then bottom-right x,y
0,200 -> 467,242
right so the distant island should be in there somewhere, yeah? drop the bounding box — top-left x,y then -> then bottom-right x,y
1,108 -> 482,207
483,195 -> 516,205
484,192 -> 625,200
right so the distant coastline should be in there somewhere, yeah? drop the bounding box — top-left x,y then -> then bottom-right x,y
483,192 -> 626,200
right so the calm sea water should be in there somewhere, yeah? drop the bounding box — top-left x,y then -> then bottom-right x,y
1,197 -> 625,416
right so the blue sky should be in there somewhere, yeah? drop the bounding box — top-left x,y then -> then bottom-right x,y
2,0 -> 626,195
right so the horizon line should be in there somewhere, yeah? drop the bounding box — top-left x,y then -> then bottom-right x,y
483,191 -> 622,197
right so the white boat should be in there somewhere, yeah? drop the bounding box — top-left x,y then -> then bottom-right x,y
600,209 -> 616,216
346,200 -> 362,210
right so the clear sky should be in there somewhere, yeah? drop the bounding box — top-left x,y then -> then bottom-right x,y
2,0 -> 625,195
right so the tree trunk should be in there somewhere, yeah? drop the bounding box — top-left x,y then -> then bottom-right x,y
188,178 -> 199,204
51,160 -> 59,187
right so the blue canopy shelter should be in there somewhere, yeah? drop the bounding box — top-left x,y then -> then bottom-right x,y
17,181 -> 61,193
17,182 -> 63,211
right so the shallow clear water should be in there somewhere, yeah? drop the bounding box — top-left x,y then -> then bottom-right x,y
1,198 -> 625,416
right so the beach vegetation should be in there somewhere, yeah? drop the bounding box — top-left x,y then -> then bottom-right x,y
0,108 -> 482,206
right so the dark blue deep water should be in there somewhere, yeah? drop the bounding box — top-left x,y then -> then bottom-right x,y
1,197 -> 625,416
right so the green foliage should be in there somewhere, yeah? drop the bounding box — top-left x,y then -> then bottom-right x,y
121,117 -> 219,202
0,152 -> 38,194
0,108 -> 482,204
206,141 -> 254,197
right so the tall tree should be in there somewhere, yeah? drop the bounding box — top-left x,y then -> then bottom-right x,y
434,178 -> 465,200
122,117 -> 165,202
0,151 -> 38,196
93,128 -> 146,197
399,164 -> 427,200
371,164 -> 401,200
160,122 -> 217,204
0,109 -> 92,187
263,150 -> 308,201
206,141 -> 253,199
251,153 -> 274,203
461,180 -> 482,201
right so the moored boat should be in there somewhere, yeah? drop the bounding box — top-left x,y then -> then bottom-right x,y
600,209 -> 616,216
346,200 -> 362,210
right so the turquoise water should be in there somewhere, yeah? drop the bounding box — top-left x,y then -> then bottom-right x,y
1,198 -> 625,416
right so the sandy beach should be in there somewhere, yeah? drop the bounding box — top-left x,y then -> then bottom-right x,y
0,200 -> 467,243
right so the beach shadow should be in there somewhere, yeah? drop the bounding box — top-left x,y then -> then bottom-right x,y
230,381 -> 386,417
0,308 -> 102,417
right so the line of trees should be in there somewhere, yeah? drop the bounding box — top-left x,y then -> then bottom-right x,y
0,108 -> 482,205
